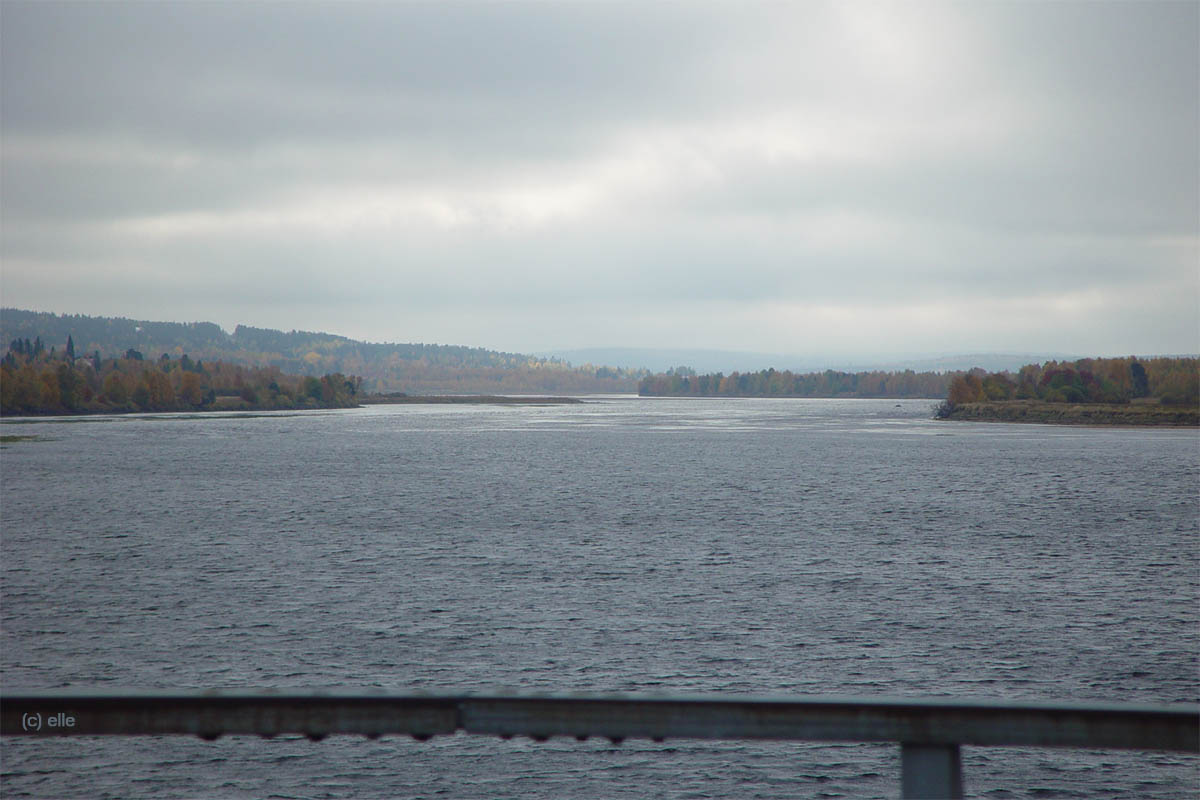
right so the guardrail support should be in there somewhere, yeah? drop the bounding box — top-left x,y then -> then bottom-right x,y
901,742 -> 963,799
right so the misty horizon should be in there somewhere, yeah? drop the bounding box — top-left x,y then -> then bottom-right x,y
6,306 -> 1196,379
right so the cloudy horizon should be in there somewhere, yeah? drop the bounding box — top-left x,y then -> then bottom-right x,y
2,1 -> 1196,360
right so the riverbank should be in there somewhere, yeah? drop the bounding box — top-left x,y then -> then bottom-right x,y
937,400 -> 1198,427
0,394 -> 585,417
360,394 -> 583,405
0,396 -> 359,417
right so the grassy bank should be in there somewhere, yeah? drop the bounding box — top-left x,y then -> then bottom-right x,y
937,400 -> 1198,427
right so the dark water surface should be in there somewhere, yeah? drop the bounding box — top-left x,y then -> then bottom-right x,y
2,398 -> 1197,798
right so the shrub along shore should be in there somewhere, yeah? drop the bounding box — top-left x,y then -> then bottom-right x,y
935,356 -> 1198,427
936,400 -> 1197,427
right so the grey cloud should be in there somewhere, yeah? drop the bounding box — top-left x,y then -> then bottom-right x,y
2,3 -> 738,149
1,1 -> 1195,357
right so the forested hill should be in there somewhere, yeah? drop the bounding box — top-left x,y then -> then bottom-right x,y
0,309 -> 645,394
1,310 -> 231,356
228,324 -> 539,371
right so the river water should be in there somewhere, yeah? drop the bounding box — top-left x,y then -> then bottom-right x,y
2,397 -> 1197,798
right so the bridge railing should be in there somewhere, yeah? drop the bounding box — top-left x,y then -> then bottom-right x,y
3,691 -> 1197,799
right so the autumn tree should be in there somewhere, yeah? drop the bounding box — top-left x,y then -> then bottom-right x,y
38,367 -> 61,409
947,373 -> 984,405
102,371 -> 130,405
56,363 -> 81,410
981,373 -> 1015,401
2,339 -> 363,415
178,371 -> 205,406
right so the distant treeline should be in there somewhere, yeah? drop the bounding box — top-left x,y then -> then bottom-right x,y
1,336 -> 360,415
639,366 -> 953,398
0,309 -> 647,394
942,357 -> 1199,408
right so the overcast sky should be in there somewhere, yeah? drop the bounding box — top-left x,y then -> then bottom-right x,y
2,1 -> 1196,360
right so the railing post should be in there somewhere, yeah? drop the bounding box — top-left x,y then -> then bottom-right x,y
900,742 -> 963,799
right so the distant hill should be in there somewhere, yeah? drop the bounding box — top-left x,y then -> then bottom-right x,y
536,347 -> 807,374
842,353 -> 1086,374
0,309 -> 645,394
639,367 -> 956,399
538,347 -> 1085,375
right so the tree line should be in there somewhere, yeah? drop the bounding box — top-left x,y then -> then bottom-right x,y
639,367 -> 954,398
1,337 -> 361,415
942,357 -> 1198,408
1,309 -> 647,394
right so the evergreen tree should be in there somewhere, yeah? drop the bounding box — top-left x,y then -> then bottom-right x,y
1130,361 -> 1150,397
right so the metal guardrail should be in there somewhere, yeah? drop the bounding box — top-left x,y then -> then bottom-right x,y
3,691 -> 1197,798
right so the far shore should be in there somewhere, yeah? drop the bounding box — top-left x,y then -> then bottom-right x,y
360,394 -> 584,405
937,400 -> 1198,427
